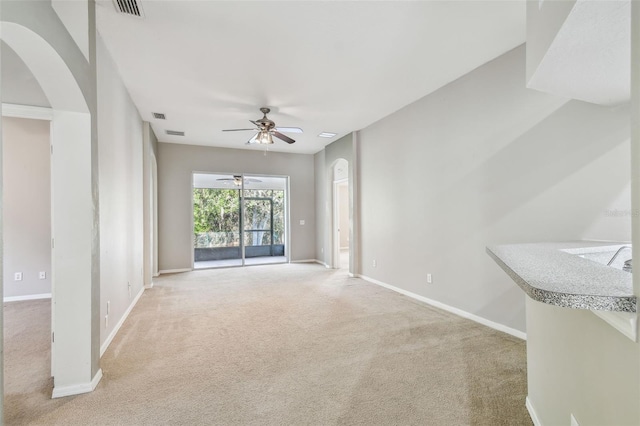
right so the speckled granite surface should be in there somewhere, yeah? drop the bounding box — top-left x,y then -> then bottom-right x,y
487,242 -> 636,313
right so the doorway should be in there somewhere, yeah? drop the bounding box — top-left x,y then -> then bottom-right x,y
192,172 -> 289,269
332,159 -> 350,270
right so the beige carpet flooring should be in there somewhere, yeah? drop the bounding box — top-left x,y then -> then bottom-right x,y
4,263 -> 531,425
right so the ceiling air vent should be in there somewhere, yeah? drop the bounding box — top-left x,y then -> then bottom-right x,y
166,130 -> 185,137
152,112 -> 166,120
113,0 -> 144,18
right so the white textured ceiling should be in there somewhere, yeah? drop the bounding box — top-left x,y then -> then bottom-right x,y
96,1 -> 526,154
527,0 -> 630,105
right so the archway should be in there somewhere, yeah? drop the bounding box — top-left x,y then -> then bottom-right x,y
1,21 -> 100,399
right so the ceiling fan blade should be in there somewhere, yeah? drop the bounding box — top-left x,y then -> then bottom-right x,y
245,178 -> 262,183
272,131 -> 295,144
246,133 -> 259,144
222,128 -> 257,132
275,127 -> 303,134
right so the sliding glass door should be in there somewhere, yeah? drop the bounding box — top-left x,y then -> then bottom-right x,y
193,173 -> 288,269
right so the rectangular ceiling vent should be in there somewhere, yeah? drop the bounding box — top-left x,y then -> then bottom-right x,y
113,0 -> 144,18
166,130 -> 185,136
152,112 -> 166,120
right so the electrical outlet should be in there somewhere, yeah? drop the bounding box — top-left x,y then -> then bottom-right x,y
14,272 -> 22,281
427,273 -> 432,284
39,271 -> 46,279
372,259 -> 377,268
299,219 -> 305,225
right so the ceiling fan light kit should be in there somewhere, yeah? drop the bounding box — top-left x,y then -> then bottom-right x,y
254,130 -> 274,145
223,107 -> 298,146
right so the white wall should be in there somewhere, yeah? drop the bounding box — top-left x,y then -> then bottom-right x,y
357,45 -> 631,333
157,143 -> 316,270
314,149 -> 326,264
96,34 -> 144,350
527,299 -> 639,425
143,122 -> 158,286
2,117 -> 51,298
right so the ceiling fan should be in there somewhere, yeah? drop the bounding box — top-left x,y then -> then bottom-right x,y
216,175 -> 262,186
222,107 -> 298,145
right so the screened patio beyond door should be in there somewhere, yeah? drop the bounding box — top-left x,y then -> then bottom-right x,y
192,173 -> 288,269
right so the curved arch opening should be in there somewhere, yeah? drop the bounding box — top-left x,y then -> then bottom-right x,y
330,158 -> 350,271
1,20 -> 98,399
1,22 -> 88,113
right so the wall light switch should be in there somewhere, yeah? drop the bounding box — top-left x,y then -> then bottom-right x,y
299,220 -> 305,225
14,272 -> 22,281
427,274 -> 432,284
39,271 -> 46,280
372,259 -> 377,268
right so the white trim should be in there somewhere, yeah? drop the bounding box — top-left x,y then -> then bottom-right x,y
159,268 -> 191,275
4,293 -> 52,302
526,396 -> 542,426
144,282 -> 154,290
291,259 -> 319,263
591,310 -> 637,342
52,368 -> 102,398
358,274 -> 527,340
100,287 -> 145,357
2,103 -> 53,120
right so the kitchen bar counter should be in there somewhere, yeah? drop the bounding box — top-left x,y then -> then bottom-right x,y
487,241 -> 636,313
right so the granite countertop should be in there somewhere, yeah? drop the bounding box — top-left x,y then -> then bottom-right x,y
487,241 -> 636,313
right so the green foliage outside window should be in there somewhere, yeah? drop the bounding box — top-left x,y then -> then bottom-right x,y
193,188 -> 285,248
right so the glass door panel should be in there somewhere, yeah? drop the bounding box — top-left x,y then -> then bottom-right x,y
193,173 -> 242,269
242,180 -> 287,265
243,198 -> 273,258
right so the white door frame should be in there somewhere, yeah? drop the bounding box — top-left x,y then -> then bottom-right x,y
332,178 -> 348,269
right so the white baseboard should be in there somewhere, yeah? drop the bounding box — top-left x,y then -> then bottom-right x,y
144,282 -> 154,290
292,259 -> 330,268
158,268 -> 191,275
526,397 -> 542,426
52,368 -> 102,398
357,274 -> 526,340
100,287 -> 145,357
4,293 -> 52,302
